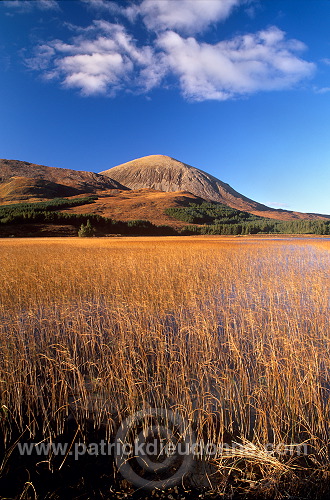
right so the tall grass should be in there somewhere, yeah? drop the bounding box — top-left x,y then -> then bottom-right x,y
0,237 -> 330,496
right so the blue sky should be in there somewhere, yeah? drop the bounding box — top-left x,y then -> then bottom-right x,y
1,0 -> 330,214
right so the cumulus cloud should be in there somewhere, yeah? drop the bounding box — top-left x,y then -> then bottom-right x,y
139,0 -> 241,34
84,0 -> 242,32
28,21 -> 165,96
25,2 -> 315,100
157,27 -> 315,100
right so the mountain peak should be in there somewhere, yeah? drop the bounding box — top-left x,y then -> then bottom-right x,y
100,155 -> 269,213
116,154 -> 186,167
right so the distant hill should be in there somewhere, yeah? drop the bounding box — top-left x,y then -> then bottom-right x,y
0,159 -> 127,203
101,155 -> 329,221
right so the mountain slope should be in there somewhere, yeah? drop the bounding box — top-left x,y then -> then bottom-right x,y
0,176 -> 83,202
100,155 -> 329,221
61,189 -> 206,227
0,159 -> 127,202
100,155 -> 266,211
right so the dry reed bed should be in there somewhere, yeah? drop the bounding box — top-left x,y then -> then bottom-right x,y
0,237 -> 330,492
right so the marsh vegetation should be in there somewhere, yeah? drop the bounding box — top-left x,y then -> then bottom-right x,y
0,237 -> 329,498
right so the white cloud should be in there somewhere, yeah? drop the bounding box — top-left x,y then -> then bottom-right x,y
139,0 -> 242,34
157,27 -> 315,100
83,0 -> 241,31
314,86 -> 330,95
82,0 -> 140,23
25,3 -> 315,100
28,21 -> 165,95
25,44 -> 56,70
1,0 -> 59,13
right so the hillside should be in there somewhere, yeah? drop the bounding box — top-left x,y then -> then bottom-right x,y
0,176 -> 83,202
61,189 -> 205,228
0,159 -> 126,203
101,155 -> 329,221
0,156 -> 329,229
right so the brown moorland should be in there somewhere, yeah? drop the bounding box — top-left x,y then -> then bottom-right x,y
60,187 -> 330,225
60,188 -> 206,227
0,158 -> 126,203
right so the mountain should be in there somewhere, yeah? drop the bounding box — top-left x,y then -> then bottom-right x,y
1,156 -> 328,222
100,155 -> 266,211
0,159 -> 126,202
100,155 -> 329,221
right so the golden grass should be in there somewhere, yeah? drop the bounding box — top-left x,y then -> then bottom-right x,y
0,236 -> 330,493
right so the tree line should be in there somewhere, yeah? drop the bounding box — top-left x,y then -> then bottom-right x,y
1,197 -> 329,236
166,202 -> 330,235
